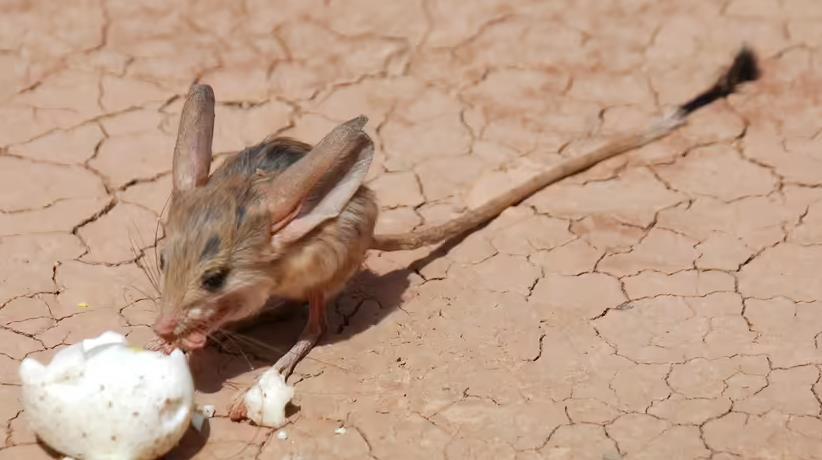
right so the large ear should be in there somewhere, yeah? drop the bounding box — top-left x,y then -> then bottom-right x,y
172,84 -> 215,191
266,116 -> 374,245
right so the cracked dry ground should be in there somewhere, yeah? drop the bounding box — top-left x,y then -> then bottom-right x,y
2,0 -> 822,459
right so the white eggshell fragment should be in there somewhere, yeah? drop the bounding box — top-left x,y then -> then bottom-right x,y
19,331 -> 195,460
243,368 -> 294,428
201,404 -> 216,418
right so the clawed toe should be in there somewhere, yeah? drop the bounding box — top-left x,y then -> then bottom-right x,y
145,337 -> 172,354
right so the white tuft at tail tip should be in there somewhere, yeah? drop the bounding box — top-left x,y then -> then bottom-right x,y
646,110 -> 686,141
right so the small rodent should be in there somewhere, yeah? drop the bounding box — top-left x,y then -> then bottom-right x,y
151,48 -> 759,421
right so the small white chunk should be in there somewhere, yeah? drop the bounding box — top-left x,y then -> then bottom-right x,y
334,426 -> 347,435
276,430 -> 288,440
243,368 -> 294,428
201,404 -> 216,418
19,331 -> 195,460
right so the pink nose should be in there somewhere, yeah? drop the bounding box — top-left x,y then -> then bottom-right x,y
153,316 -> 178,341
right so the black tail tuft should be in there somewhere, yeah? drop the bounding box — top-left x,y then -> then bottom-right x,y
679,47 -> 761,116
722,46 -> 760,89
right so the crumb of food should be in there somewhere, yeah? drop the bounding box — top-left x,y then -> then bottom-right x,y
77,302 -> 89,309
243,369 -> 294,428
276,430 -> 288,441
201,404 -> 216,417
19,331 -> 194,460
334,426 -> 347,435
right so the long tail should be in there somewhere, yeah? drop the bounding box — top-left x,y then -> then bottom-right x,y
371,47 -> 760,252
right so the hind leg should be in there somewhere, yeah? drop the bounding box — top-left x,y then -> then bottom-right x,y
228,291 -> 327,421
272,291 -> 326,377
228,188 -> 374,423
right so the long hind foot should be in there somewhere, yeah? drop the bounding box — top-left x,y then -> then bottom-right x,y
273,292 -> 326,378
228,292 -> 326,423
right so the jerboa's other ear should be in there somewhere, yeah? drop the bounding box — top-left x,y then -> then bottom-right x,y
266,116 -> 374,245
172,84 -> 215,191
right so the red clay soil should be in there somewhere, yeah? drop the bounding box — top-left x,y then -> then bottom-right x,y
1,1 -> 822,459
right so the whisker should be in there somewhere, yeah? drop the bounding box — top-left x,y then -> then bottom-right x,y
138,255 -> 157,284
217,329 -> 288,356
135,249 -> 160,293
143,248 -> 161,288
127,226 -> 161,296
119,290 -> 154,314
205,331 -> 228,349
123,284 -> 158,306
145,263 -> 160,294
150,194 -> 171,287
209,331 -> 255,372
134,259 -> 160,295
220,329 -> 350,373
126,220 -> 149,263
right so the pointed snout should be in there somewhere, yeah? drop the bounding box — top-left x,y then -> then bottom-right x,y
152,315 -> 179,342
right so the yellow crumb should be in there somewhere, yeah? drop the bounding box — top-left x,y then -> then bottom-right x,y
77,302 -> 89,309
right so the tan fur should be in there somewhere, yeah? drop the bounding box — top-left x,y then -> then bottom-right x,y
268,186 -> 377,301
159,137 -> 376,346
156,47 -> 759,384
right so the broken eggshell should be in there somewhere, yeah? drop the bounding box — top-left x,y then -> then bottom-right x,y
243,368 -> 294,428
19,331 -> 194,460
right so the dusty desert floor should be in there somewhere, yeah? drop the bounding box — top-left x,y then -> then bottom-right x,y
2,0 -> 822,459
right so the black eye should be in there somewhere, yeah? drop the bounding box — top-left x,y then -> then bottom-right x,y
201,268 -> 229,292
